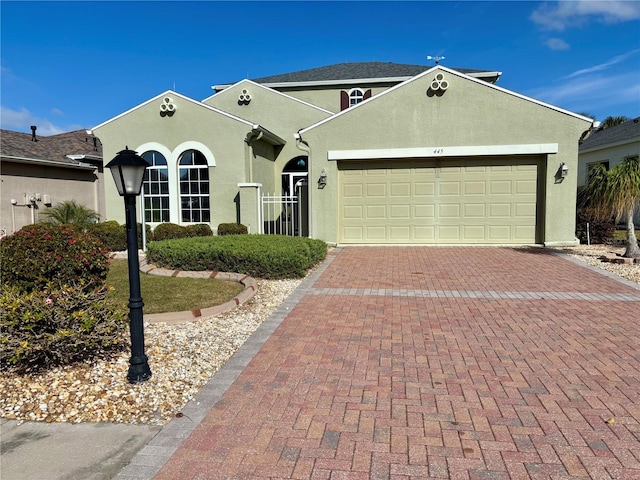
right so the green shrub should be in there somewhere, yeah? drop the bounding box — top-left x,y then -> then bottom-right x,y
218,223 -> 248,235
0,224 -> 110,293
89,221 -> 126,252
87,221 -> 152,251
0,283 -> 128,373
185,224 -> 213,237
576,208 -> 615,244
152,222 -> 189,241
137,222 -> 153,247
146,235 -> 327,279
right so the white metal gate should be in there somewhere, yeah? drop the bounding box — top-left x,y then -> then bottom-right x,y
260,181 -> 308,236
261,194 -> 301,236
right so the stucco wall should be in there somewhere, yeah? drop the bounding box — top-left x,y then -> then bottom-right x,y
93,93 -> 255,229
578,140 -> 640,185
203,81 -> 333,181
299,68 -> 592,245
0,161 -> 102,234
274,83 -> 397,112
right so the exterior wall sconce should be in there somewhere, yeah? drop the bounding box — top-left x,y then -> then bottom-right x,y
318,169 -> 327,189
560,162 -> 569,178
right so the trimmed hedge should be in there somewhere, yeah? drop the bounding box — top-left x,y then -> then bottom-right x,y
147,235 -> 327,279
218,223 -> 248,235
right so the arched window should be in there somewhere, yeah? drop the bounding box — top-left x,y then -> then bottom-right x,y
178,149 -> 210,223
141,151 -> 169,223
349,88 -> 364,107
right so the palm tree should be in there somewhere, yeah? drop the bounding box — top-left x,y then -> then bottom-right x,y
580,157 -> 640,258
40,200 -> 100,228
601,116 -> 628,129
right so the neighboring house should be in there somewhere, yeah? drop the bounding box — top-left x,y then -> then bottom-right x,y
0,128 -> 104,234
578,117 -> 640,226
92,61 -> 593,246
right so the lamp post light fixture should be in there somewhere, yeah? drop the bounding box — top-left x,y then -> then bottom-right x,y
105,147 -> 152,384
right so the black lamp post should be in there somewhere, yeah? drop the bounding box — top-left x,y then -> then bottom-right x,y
105,147 -> 152,384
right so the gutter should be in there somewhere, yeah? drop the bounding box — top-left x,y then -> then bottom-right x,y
1,155 -> 97,170
245,125 -> 286,146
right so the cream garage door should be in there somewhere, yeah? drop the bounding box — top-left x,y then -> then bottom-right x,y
338,157 -> 541,244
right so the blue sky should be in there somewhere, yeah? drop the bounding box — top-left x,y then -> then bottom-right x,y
1,1 -> 639,136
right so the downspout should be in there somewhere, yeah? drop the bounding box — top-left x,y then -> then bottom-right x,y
294,131 -> 312,237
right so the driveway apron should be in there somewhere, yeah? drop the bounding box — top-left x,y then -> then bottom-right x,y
151,247 -> 640,479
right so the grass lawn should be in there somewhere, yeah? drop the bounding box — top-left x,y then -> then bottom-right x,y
106,259 -> 245,314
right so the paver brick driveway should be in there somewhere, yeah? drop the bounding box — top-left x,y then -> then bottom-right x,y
155,247 -> 640,480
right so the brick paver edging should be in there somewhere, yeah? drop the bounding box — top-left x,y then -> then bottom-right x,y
109,252 -> 258,324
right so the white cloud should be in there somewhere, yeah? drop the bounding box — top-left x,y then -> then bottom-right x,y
563,49 -> 640,78
0,106 -> 66,136
531,0 -> 640,30
545,38 -> 570,50
51,108 -> 64,116
526,71 -> 640,117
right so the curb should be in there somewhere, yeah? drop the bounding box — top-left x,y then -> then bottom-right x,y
109,252 -> 258,325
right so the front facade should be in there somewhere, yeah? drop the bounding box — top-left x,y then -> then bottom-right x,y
92,61 -> 593,246
0,129 -> 105,234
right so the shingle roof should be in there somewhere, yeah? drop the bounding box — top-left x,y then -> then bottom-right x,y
579,117 -> 640,151
0,129 -> 103,165
239,62 -> 500,85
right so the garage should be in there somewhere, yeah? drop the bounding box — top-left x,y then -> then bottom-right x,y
338,156 -> 543,245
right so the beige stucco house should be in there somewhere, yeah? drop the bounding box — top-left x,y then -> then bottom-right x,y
578,117 -> 640,226
0,128 -> 104,234
92,62 -> 593,246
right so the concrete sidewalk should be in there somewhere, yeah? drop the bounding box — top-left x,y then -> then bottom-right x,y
1,419 -> 160,480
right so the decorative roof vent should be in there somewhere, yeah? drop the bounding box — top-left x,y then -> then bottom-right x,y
160,97 -> 176,116
238,89 -> 251,105
430,73 -> 449,92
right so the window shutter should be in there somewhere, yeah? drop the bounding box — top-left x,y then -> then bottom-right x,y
340,91 -> 349,111
363,89 -> 372,100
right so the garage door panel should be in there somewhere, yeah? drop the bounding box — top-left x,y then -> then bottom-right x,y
464,181 -> 486,195
366,184 -> 386,196
390,204 -> 411,219
343,184 -> 363,197
390,183 -> 411,197
343,205 -> 363,219
365,226 -> 386,240
489,225 -> 511,240
515,203 -> 536,217
439,204 -> 460,218
366,205 -> 386,219
414,182 -> 436,196
390,226 -> 411,240
438,225 -> 461,240
516,180 -> 536,194
440,182 -> 461,196
339,158 -> 540,244
490,181 -> 512,195
415,204 -> 435,218
463,225 -> 486,240
464,203 -> 486,217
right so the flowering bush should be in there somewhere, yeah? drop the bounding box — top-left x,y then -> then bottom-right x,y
0,283 -> 129,372
0,224 -> 110,293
